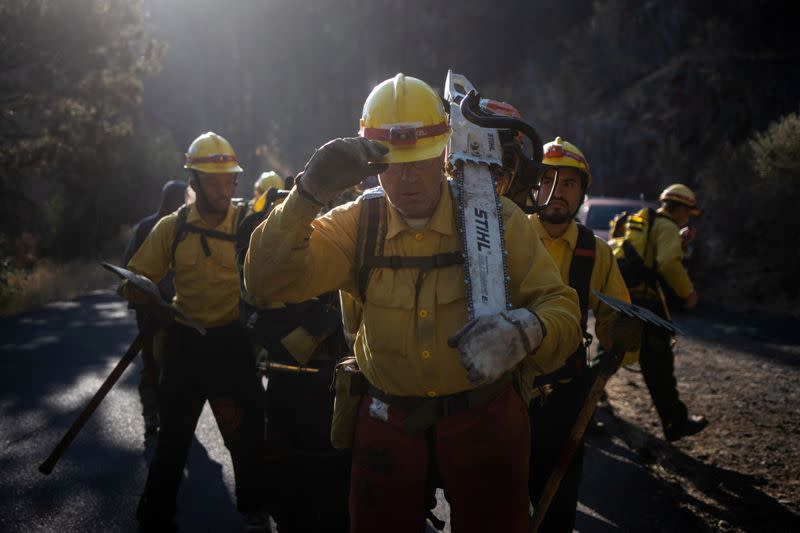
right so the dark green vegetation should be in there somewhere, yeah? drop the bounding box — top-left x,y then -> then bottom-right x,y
696,113 -> 800,312
1,0 -> 798,312
1,0 -> 173,261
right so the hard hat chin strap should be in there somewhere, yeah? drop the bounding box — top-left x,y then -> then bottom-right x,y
531,167 -> 560,214
189,171 -> 214,213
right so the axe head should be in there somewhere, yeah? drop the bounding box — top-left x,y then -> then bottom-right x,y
103,262 -> 162,302
593,290 -> 680,336
103,262 -> 206,335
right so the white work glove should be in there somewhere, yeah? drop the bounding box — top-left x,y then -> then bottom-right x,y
448,308 -> 544,385
299,137 -> 388,204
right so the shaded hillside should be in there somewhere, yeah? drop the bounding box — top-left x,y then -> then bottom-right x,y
526,0 -> 800,198
579,50 -> 800,196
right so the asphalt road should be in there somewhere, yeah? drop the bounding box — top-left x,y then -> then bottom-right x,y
0,290 -> 691,532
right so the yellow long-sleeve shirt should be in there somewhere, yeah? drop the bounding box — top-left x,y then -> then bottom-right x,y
530,217 -> 631,348
648,209 -> 695,302
120,203 -> 241,328
530,216 -> 638,368
245,179 -> 581,397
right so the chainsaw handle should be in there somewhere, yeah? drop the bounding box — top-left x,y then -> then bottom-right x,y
460,90 -> 555,213
460,90 -> 544,163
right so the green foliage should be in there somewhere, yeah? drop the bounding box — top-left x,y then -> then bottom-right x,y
0,0 -> 170,260
751,112 -> 800,187
533,0 -> 800,198
697,112 -> 800,311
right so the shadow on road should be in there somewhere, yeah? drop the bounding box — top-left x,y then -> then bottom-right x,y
597,404 -> 800,533
177,436 -> 244,532
0,290 -> 243,532
577,422 -> 701,532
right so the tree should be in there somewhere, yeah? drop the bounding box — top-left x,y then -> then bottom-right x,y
697,112 -> 800,311
0,0 -> 169,259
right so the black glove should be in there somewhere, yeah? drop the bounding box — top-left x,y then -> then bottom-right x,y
134,300 -> 175,329
611,313 -> 643,352
300,137 -> 389,204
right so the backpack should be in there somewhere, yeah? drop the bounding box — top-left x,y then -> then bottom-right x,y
234,195 -> 347,363
609,207 -> 659,288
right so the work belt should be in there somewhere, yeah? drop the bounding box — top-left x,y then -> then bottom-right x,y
367,373 -> 513,434
531,349 -> 588,392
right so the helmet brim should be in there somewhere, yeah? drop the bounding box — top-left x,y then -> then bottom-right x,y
379,137 -> 449,164
184,162 -> 244,173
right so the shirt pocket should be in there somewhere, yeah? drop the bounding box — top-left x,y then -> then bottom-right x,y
208,237 -> 238,273
435,266 -> 469,341
362,269 -> 415,359
173,234 -> 201,271
207,239 -> 240,297
173,235 -> 203,303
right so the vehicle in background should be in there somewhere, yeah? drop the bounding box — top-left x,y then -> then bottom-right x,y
578,196 -> 658,240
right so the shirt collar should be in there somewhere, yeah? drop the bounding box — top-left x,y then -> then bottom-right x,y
530,215 -> 578,250
385,179 -> 454,240
186,202 -> 234,231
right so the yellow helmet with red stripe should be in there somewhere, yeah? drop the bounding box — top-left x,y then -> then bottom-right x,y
541,136 -> 591,189
359,74 -> 450,164
659,183 -> 701,215
184,132 -> 243,174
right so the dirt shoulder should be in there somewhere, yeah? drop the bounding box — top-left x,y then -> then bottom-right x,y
599,306 -> 800,532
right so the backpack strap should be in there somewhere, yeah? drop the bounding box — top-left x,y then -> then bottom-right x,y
641,207 -> 660,286
171,204 -> 190,268
569,223 -> 597,344
355,187 -> 387,302
365,252 -> 464,307
171,203 -> 246,264
355,182 -> 463,305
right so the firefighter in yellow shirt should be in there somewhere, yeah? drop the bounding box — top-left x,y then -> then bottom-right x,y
244,74 -> 581,533
523,137 -> 640,532
632,183 -> 707,442
253,170 -> 283,202
120,132 -> 266,532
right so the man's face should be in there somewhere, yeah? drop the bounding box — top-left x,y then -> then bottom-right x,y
191,172 -> 237,214
379,155 -> 443,219
672,204 -> 692,228
537,166 -> 585,224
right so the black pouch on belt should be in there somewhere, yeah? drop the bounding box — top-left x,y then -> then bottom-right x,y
330,355 -> 367,450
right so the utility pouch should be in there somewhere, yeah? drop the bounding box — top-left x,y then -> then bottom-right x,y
330,355 -> 367,450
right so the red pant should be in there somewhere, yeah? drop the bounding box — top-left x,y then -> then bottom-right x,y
349,386 -> 530,533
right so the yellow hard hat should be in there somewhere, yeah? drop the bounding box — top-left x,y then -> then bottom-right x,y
184,132 -> 243,174
659,183 -> 701,215
255,171 -> 283,195
359,73 -> 451,164
541,136 -> 592,189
